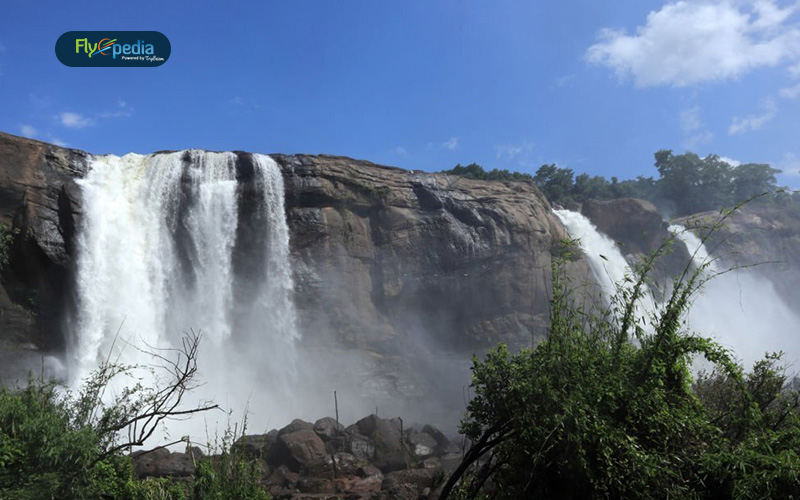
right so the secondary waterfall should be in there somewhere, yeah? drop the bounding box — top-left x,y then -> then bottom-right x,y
553,209 -> 800,372
668,224 -> 800,371
71,150 -> 299,439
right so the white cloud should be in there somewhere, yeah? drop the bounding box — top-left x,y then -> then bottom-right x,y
50,137 -> 68,148
59,112 -> 93,129
99,100 -> 133,118
780,82 -> 800,98
587,1 -> 800,87
680,106 -> 714,148
392,146 -> 409,156
20,124 -> 37,138
441,137 -> 459,150
776,152 -> 800,176
554,75 -> 575,87
728,98 -> 777,134
680,106 -> 702,132
495,141 -> 535,163
719,156 -> 742,166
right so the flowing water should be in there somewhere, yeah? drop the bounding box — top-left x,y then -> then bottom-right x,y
554,208 -> 800,372
668,224 -> 800,371
72,151 -> 299,441
553,209 -> 659,333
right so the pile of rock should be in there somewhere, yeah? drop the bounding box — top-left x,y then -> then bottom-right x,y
132,414 -> 463,500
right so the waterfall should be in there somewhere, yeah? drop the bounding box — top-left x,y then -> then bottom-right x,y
72,150 -> 299,439
668,224 -> 800,371
553,210 -> 659,333
553,209 -> 634,300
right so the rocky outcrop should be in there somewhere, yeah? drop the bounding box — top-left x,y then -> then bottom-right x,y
0,131 -> 578,376
132,413 -> 458,499
0,132 -> 86,359
582,197 -> 690,277
275,153 -> 569,353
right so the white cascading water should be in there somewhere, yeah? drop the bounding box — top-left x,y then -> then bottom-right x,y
669,224 -> 800,371
72,151 -> 299,441
552,209 -> 800,373
553,210 -> 659,332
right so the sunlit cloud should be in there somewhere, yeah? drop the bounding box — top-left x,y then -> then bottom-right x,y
587,1 -> 800,87
728,98 -> 777,135
58,111 -> 94,129
441,137 -> 459,150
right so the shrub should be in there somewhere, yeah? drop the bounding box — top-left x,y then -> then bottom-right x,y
442,215 -> 800,499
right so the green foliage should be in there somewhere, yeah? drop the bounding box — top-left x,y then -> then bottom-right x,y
0,223 -> 19,271
441,163 -> 535,182
0,333 -> 270,500
443,222 -> 800,499
440,151 -> 784,216
191,418 -> 270,500
655,151 -> 780,216
0,379 -> 128,499
192,455 -> 269,500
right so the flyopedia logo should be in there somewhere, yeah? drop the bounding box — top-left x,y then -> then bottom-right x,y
56,31 -> 171,67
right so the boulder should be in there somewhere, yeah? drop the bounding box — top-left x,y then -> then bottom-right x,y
406,430 -> 437,458
313,417 -> 344,441
279,418 -> 315,436
348,414 -> 406,472
132,449 -> 195,478
278,429 -> 327,471
234,431 -> 277,459
421,424 -> 459,455
346,433 -> 376,462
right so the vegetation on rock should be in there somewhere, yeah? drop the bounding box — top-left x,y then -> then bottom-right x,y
0,223 -> 18,272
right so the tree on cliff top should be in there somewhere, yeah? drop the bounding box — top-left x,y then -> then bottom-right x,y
440,151 -> 783,216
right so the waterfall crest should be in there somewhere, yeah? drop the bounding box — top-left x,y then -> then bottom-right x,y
72,151 -> 299,437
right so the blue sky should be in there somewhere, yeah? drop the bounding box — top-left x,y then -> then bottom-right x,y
1,0 -> 799,187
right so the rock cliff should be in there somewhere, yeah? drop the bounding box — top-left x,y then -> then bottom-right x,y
0,132 -> 578,384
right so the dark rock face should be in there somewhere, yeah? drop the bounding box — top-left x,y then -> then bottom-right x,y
0,132 -> 86,359
582,197 -> 690,277
582,198 -> 664,256
132,448 -> 197,478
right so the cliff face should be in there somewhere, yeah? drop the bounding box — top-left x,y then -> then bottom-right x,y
0,133 -> 576,371
0,133 -> 85,352
275,154 -> 570,354
581,198 -> 691,277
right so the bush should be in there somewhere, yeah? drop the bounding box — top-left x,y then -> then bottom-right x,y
0,332 -> 271,499
442,220 -> 800,499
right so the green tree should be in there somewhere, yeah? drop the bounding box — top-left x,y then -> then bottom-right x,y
730,163 -> 780,203
533,164 -> 575,204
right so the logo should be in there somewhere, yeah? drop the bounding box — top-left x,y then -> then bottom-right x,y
56,31 -> 170,67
